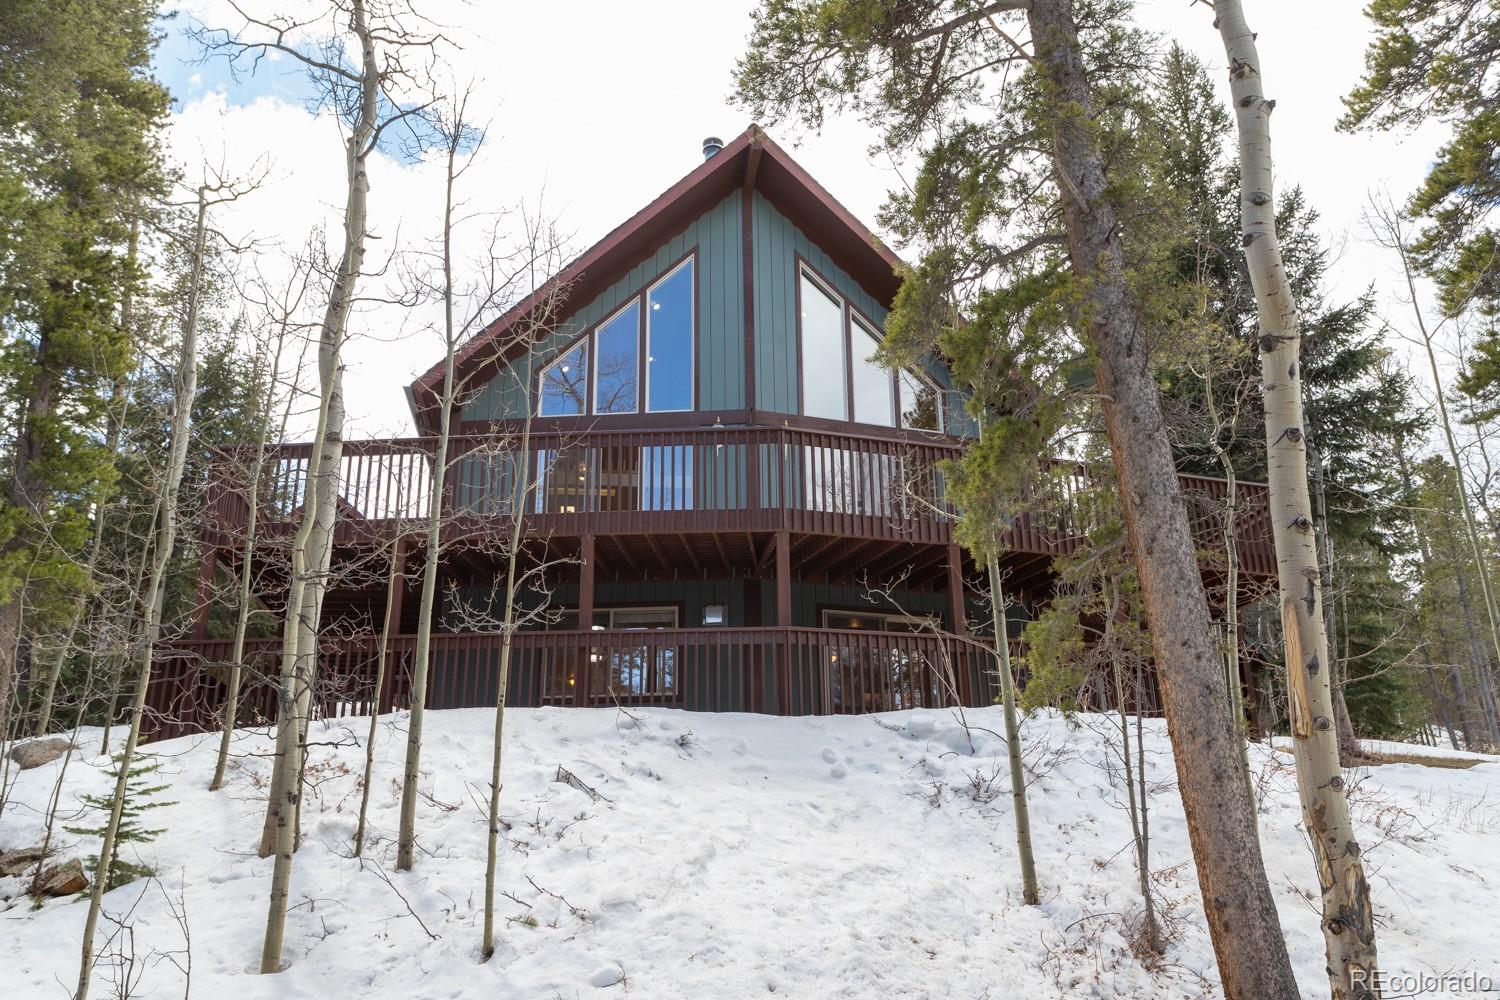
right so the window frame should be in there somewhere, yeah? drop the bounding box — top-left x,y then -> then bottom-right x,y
898,366 -> 946,434
553,605 -> 681,631
644,256 -> 696,414
820,608 -> 928,633
536,338 -> 590,417
797,264 -> 850,421
534,250 -> 698,418
848,308 -> 896,428
590,298 -> 642,415
796,257 -> 945,433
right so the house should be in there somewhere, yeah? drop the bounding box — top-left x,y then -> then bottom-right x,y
148,126 -> 1275,740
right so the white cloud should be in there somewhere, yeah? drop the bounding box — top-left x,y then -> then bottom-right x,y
162,0 -> 1456,443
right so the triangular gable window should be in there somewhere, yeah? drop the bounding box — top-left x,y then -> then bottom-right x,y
799,263 -> 944,432
537,254 -> 696,416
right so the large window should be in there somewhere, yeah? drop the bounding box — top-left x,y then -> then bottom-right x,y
552,606 -> 679,698
537,254 -> 695,416
539,342 -> 588,416
851,316 -> 895,426
800,273 -> 847,420
798,264 -> 944,432
647,259 -> 694,411
594,301 -> 639,413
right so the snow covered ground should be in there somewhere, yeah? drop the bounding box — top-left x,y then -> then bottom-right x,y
3,706 -> 1498,999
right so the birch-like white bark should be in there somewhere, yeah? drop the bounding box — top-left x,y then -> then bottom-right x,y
395,122 -> 462,870
260,1 -> 374,970
1213,4 -> 1379,994
75,184 -> 206,1000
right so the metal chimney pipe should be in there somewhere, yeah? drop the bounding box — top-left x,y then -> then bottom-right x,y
701,136 -> 725,160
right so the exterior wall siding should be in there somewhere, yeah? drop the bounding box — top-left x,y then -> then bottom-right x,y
463,192 -> 746,421
751,191 -> 886,415
750,193 -> 972,434
462,188 -> 973,436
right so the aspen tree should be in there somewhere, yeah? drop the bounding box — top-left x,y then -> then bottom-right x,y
1212,3 -> 1379,993
737,4 -> 1299,992
75,176 -> 229,1000
395,97 -> 473,871
195,0 -> 446,969
210,273 -> 303,791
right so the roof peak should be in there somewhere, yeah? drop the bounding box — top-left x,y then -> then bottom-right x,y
407,124 -> 903,433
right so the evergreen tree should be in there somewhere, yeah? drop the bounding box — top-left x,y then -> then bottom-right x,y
1155,47 -> 1420,549
736,4 -> 1299,993
1151,46 -> 1425,740
1343,0 -> 1500,318
64,753 -> 173,892
0,0 -> 171,727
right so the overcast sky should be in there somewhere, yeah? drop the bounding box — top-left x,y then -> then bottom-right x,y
157,0 -> 1451,440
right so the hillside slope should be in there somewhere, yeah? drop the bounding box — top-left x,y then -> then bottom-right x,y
3,706 -> 1497,998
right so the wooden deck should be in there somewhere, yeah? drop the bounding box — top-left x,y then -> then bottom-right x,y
201,423 -> 1277,578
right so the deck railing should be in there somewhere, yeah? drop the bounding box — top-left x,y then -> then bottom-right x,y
202,424 -> 1274,572
143,627 -> 1026,742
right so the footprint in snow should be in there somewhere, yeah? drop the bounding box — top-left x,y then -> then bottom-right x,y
820,747 -> 837,763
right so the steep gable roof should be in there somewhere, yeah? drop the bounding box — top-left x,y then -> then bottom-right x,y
407,125 -> 906,433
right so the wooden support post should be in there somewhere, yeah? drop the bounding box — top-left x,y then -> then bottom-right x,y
946,544 -> 971,706
775,530 -> 792,626
192,548 -> 219,639
775,530 -> 792,713
576,534 -> 595,707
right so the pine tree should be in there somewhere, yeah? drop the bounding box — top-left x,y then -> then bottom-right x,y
64,754 -> 173,892
1343,0 -> 1500,318
0,0 -> 170,732
736,4 -> 1298,994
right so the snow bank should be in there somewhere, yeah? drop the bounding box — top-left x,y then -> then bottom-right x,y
4,707 -> 1497,998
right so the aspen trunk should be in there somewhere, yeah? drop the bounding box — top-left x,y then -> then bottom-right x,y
211,333 -> 290,790
396,117 -> 466,871
986,557 -> 1039,906
1025,4 -> 1297,995
482,412 -> 534,959
98,496 -> 160,756
75,186 -> 206,1000
260,4 -> 374,969
1213,4 -> 1380,993
354,536 -> 403,857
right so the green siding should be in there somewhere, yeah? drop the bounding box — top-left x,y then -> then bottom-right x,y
464,192 -> 745,421
750,193 -> 971,433
752,192 -> 885,415
760,580 -> 948,629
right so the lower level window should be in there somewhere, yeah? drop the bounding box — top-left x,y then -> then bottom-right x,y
553,606 -> 679,697
822,609 -> 927,632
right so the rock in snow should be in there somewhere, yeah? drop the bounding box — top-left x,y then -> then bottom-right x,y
0,846 -> 48,877
33,860 -> 87,897
2,707 -> 1498,999
8,737 -> 74,770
